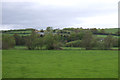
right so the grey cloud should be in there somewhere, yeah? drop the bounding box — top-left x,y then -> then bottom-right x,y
2,2 -> 117,29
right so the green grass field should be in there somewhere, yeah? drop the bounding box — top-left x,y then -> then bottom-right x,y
96,35 -> 119,38
3,33 -> 31,36
3,30 -> 32,36
104,28 -> 118,34
97,28 -> 118,34
2,50 -> 118,78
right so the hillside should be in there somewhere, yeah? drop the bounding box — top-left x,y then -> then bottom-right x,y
2,28 -> 119,38
104,28 -> 118,34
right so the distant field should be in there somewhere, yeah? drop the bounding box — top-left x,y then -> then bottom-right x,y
3,33 -> 31,36
4,30 -> 32,34
2,30 -> 32,36
96,35 -> 119,38
104,28 -> 118,34
2,28 -> 119,37
2,50 -> 118,78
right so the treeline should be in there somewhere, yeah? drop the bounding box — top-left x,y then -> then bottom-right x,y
2,27 -> 119,50
63,28 -> 120,36
3,27 -> 120,36
25,31 -> 62,50
2,31 -> 63,50
66,33 -> 118,50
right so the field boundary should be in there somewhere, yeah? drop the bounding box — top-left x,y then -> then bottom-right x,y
1,78 -> 119,80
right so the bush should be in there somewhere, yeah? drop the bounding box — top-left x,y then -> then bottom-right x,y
96,41 -> 105,50
67,32 -> 85,41
25,31 -> 62,50
96,35 -> 115,50
36,37 -> 44,50
66,40 -> 81,47
81,31 -> 97,50
13,34 -> 25,46
0,34 -> 1,49
118,38 -> 120,50
25,31 -> 39,50
103,35 -> 114,50
2,35 -> 15,49
113,38 -> 118,47
44,33 -> 62,50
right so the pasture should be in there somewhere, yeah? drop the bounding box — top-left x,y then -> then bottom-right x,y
104,28 -> 118,34
2,49 -> 118,78
96,35 -> 119,38
2,29 -> 32,36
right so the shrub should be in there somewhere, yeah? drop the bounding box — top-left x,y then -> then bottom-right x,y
2,34 -> 15,49
103,35 -> 114,50
36,37 -> 44,50
25,31 -> 39,50
81,31 -> 97,50
118,38 -> 120,50
44,33 -> 62,50
113,37 -> 118,47
13,34 -> 25,46
96,41 -> 105,50
67,31 -> 85,41
96,35 -> 115,50
66,40 -> 81,47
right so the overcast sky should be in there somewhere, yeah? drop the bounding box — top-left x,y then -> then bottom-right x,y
1,0 -> 119,30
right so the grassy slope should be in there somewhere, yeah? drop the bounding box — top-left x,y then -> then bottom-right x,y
3,30 -> 32,36
104,28 -> 118,34
2,28 -> 119,37
96,35 -> 119,38
2,50 -> 118,78
96,28 -> 119,38
97,28 -> 118,34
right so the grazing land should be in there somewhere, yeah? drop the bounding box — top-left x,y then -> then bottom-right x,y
2,29 -> 32,36
96,35 -> 119,38
2,28 -> 119,78
104,28 -> 118,34
2,28 -> 119,37
2,49 -> 118,78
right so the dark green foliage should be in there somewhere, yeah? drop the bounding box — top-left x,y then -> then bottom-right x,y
0,34 -> 2,49
25,31 -> 39,50
46,27 -> 53,32
116,29 -> 120,36
90,28 -> 98,34
2,28 -> 119,50
113,38 -> 118,47
96,35 -> 117,50
118,38 -> 120,50
25,31 -> 62,50
63,28 -> 75,31
13,34 -> 25,46
81,31 -> 97,50
100,29 -> 105,34
40,29 -> 44,32
66,40 -> 81,47
96,40 -> 105,50
103,35 -> 114,50
2,35 -> 15,49
36,37 -> 44,50
44,33 -> 62,50
67,31 -> 85,41
97,35 -> 115,50
44,33 -> 55,50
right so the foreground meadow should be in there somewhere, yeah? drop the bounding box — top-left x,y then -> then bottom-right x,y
2,50 -> 118,78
